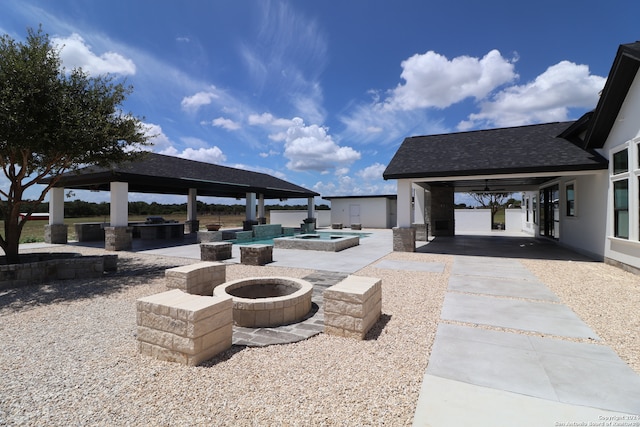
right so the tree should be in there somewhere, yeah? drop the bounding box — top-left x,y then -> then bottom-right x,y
0,27 -> 149,263
468,192 -> 512,228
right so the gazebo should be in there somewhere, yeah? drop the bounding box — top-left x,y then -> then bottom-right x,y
39,152 -> 320,250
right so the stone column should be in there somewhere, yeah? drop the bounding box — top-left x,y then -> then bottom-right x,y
185,188 -> 199,233
104,226 -> 132,251
45,187 -> 68,243
393,179 -> 416,251
430,186 -> 455,236
393,226 -> 416,252
45,224 -> 68,244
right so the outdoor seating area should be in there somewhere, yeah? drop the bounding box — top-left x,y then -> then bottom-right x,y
2,229 -> 640,425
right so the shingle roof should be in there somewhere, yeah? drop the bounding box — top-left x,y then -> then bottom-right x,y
584,41 -> 640,148
383,121 -> 608,181
41,152 -> 319,199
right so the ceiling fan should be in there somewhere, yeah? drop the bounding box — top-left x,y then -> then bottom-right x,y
471,179 -> 506,192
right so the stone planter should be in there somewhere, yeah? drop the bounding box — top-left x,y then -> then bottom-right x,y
206,224 -> 221,231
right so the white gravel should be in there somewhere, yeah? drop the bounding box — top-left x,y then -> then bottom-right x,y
0,246 -> 638,425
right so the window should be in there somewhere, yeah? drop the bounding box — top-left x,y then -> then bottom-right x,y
566,183 -> 575,217
614,180 -> 629,239
613,149 -> 628,174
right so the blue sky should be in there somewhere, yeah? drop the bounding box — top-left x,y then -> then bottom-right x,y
2,0 -> 638,205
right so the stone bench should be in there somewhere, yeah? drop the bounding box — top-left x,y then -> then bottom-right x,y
165,261 -> 226,296
350,223 -> 362,230
137,289 -> 233,366
323,275 -> 382,339
332,223 -> 343,229
200,242 -> 232,261
240,244 -> 273,266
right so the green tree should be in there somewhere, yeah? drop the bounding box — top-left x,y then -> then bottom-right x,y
0,27 -> 149,263
468,192 -> 513,228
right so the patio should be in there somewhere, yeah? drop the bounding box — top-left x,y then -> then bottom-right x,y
1,230 -> 638,425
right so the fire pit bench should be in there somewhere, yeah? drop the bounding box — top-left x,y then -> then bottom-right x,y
165,261 -> 226,296
136,289 -> 233,366
323,275 -> 382,339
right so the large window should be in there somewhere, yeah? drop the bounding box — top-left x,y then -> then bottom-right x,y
614,180 -> 629,239
613,149 -> 629,175
566,183 -> 575,217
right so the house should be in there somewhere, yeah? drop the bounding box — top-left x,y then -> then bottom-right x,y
383,41 -> 640,274
323,195 -> 397,228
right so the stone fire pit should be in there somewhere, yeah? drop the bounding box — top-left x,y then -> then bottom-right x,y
213,277 -> 313,328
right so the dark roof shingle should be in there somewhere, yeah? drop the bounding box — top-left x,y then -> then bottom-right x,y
383,122 -> 608,180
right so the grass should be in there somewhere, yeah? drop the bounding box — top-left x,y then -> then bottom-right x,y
4,213 -> 253,244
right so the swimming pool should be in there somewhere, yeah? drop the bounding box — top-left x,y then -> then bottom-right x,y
232,231 -> 370,246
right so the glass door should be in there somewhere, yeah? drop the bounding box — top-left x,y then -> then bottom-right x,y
539,185 -> 559,239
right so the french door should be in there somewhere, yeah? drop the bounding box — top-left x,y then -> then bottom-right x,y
539,185 -> 560,239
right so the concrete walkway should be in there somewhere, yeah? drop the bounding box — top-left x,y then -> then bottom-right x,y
412,242 -> 640,426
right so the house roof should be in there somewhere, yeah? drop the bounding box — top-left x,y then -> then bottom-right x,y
40,152 -> 319,200
584,41 -> 640,148
383,121 -> 608,184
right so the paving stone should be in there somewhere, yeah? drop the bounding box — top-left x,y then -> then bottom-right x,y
229,271 -> 345,347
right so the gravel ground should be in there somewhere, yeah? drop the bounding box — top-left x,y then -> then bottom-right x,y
521,258 -> 640,374
0,247 -> 451,426
0,245 -> 638,426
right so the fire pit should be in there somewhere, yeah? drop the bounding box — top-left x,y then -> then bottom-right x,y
213,277 -> 313,328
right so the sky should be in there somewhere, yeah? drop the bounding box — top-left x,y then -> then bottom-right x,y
1,0 -> 639,206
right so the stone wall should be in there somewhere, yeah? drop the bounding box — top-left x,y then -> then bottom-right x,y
0,254 -> 117,290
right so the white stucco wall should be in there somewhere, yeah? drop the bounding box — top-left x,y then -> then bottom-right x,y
329,197 -> 392,228
505,209 -> 523,232
454,209 -> 491,232
269,210 -> 331,228
558,174 -> 608,260
602,69 -> 640,271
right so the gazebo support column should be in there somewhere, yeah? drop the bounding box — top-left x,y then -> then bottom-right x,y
257,194 -> 266,224
243,192 -> 258,231
185,188 -> 199,233
393,179 -> 415,252
412,185 -> 428,241
45,187 -> 68,244
105,181 -> 132,251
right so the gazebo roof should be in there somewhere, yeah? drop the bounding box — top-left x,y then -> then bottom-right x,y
40,152 -> 319,199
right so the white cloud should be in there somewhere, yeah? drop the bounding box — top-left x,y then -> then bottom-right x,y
389,49 -> 517,110
160,146 -> 227,164
210,117 -> 241,131
248,113 -> 295,127
340,49 -> 517,142
144,123 -> 173,152
259,149 -> 280,158
283,118 -> 360,172
181,87 -> 219,112
356,163 -> 386,181
52,33 -> 136,75
241,2 -> 327,123
459,61 -> 606,129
